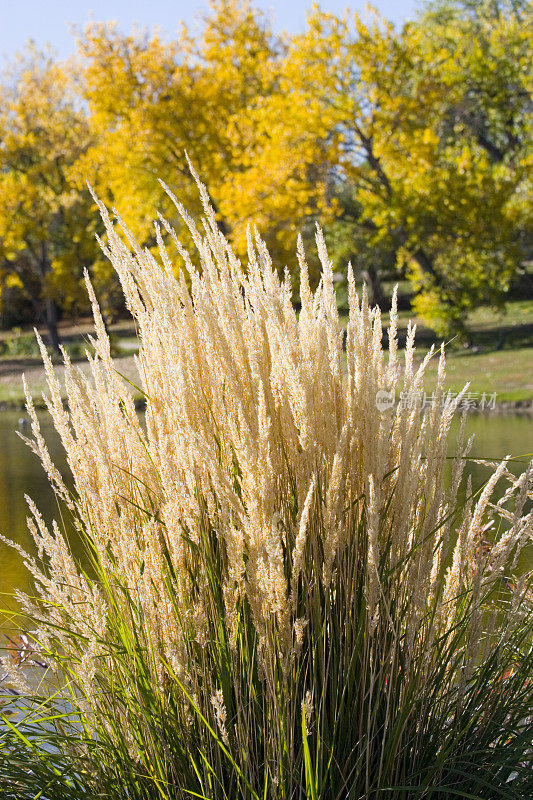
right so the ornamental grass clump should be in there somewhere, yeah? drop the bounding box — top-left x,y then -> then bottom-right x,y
1,168 -> 532,799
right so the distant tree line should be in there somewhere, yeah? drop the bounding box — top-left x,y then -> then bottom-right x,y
0,0 -> 531,348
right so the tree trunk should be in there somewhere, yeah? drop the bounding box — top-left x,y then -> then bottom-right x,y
38,241 -> 61,353
365,262 -> 386,309
412,246 -> 443,288
44,295 -> 61,353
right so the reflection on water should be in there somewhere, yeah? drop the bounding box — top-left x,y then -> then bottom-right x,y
0,410 -> 71,613
448,413 -> 533,487
448,415 -> 533,574
0,409 -> 531,623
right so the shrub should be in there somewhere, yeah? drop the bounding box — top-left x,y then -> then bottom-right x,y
0,329 -> 42,358
1,171 -> 532,798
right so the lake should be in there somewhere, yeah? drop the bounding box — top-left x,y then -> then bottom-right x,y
0,408 -> 532,624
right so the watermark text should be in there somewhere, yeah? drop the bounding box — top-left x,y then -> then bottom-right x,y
376,390 -> 498,413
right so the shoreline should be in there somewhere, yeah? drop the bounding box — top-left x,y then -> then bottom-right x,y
1,397 -> 532,416
1,352 -> 532,416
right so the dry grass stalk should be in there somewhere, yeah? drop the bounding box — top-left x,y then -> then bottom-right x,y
2,167 -> 532,798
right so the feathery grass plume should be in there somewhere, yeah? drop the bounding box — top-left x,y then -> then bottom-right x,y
1,168 -> 532,799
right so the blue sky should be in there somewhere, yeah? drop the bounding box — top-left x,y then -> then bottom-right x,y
0,1 -> 420,62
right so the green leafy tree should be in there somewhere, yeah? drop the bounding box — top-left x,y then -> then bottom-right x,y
249,0 -> 532,335
323,178 -> 399,308
408,0 -> 533,332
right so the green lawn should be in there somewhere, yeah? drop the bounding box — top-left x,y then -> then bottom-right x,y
420,346 -> 533,403
401,301 -> 533,402
343,298 -> 533,404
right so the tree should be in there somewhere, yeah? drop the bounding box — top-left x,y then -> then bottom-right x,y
76,0 -> 283,256
0,45 -> 103,348
219,8 -> 344,276
244,0 -> 532,335
323,179 -> 399,308
2,0 -> 529,340
409,0 -> 533,329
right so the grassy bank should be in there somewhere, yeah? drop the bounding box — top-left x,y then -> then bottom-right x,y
0,318 -> 140,407
417,301 -> 533,404
362,297 -> 533,406
0,353 -> 139,407
2,300 -> 533,408
422,346 -> 533,404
